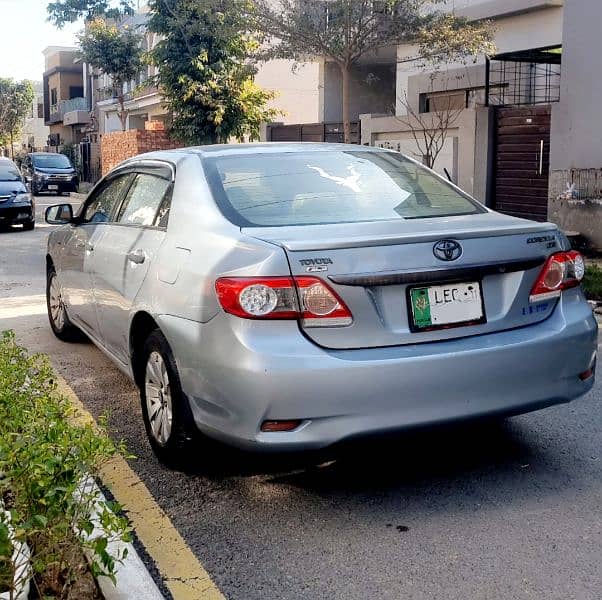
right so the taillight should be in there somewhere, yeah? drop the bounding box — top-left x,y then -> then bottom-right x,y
530,250 -> 585,302
215,276 -> 352,327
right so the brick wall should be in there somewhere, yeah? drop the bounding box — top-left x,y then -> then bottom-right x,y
100,130 -> 184,175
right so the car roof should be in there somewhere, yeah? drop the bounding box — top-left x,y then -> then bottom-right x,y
120,143 -> 391,164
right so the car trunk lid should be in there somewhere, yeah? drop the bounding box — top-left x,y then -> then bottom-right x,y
244,212 -> 565,349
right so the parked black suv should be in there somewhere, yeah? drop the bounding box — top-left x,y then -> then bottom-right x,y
0,158 -> 35,230
21,152 -> 79,196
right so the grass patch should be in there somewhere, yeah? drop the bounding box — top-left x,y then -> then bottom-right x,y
582,265 -> 602,301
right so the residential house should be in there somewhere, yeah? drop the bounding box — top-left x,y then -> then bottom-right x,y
96,3 -> 321,135
307,0 -> 601,247
548,0 -> 602,250
95,5 -> 169,134
17,82 -> 49,153
360,0 -> 564,223
42,46 -> 90,148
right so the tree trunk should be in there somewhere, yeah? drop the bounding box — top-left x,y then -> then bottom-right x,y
117,93 -> 128,132
10,130 -> 13,160
340,62 -> 351,144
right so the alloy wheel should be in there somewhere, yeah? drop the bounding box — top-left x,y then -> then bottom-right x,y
48,275 -> 66,331
145,351 -> 173,445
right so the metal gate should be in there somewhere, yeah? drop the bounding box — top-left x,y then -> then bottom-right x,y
493,105 -> 551,222
267,122 -> 360,144
78,141 -> 101,184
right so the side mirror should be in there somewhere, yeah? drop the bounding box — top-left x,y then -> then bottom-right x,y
46,204 -> 74,225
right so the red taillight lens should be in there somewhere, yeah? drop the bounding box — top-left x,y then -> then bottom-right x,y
295,277 -> 353,327
215,277 -> 299,319
530,250 -> 585,302
215,276 -> 352,326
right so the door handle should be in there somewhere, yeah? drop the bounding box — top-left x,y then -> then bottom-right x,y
127,250 -> 146,264
538,139 -> 544,176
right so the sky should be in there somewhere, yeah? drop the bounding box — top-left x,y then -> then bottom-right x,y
0,0 -> 81,82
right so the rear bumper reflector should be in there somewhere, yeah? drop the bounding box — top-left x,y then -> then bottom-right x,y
579,368 -> 594,381
261,420 -> 302,432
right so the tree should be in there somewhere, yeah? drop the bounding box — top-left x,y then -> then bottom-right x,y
0,79 -> 35,159
397,73 -> 466,171
78,18 -> 144,131
147,0 -> 278,144
252,0 -> 495,143
47,0 -> 133,27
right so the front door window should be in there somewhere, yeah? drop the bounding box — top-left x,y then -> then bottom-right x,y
82,175 -> 131,224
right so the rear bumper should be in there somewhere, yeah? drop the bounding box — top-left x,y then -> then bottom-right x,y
0,204 -> 34,226
158,290 -> 598,451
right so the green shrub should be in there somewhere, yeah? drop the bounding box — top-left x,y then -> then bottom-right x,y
0,331 -> 131,598
0,519 -> 12,594
582,265 -> 602,301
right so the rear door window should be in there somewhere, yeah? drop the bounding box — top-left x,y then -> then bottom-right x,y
203,150 -> 484,227
117,173 -> 172,227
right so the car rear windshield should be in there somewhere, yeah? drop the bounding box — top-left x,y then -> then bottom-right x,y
33,154 -> 72,169
0,164 -> 21,182
203,150 -> 484,227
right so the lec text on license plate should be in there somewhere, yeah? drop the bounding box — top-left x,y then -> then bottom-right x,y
410,281 -> 484,330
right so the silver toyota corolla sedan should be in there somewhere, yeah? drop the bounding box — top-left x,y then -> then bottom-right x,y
45,144 -> 598,464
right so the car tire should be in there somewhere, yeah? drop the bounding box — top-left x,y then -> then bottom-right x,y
46,267 -> 81,342
23,220 -> 35,231
140,330 -> 198,466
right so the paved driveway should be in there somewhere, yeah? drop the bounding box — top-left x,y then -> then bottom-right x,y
1,196 -> 600,600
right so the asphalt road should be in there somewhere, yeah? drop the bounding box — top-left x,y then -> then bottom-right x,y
1,197 -> 601,600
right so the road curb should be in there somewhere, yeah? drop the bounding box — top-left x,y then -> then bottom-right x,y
81,480 -> 165,600
56,377 -> 226,600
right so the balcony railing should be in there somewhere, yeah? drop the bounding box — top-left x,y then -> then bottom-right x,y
48,97 -> 88,124
97,83 -> 159,104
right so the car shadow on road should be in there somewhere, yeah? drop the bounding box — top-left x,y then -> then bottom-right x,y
175,417 -> 538,491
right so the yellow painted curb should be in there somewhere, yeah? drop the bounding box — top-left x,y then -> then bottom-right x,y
56,377 -> 226,600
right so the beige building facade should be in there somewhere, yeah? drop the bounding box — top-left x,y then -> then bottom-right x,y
360,0 -> 564,205
98,4 -> 322,136
548,0 -> 602,250
42,46 -> 89,147
14,82 -> 49,154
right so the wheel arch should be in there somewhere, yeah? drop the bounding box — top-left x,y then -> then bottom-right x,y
130,311 -> 160,387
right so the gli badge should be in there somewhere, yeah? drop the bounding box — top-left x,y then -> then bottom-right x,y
433,239 -> 462,262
